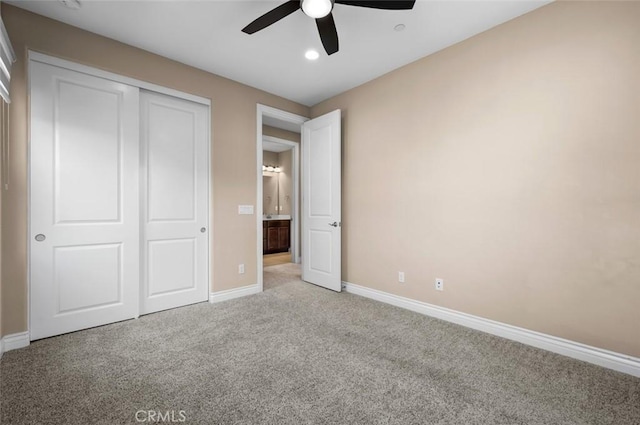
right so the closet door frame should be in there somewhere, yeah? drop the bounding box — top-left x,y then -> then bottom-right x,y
27,51 -> 212,339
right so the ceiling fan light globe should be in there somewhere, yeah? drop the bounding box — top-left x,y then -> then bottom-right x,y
301,0 -> 333,19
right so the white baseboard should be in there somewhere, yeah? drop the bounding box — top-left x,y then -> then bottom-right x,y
342,281 -> 640,378
0,331 -> 30,358
209,284 -> 261,304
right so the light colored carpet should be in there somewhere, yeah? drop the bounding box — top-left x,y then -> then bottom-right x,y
1,264 -> 639,424
263,262 -> 301,290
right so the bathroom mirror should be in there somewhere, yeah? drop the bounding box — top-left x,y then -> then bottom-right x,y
263,149 -> 292,216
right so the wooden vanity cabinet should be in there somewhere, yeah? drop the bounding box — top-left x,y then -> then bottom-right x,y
263,220 -> 290,254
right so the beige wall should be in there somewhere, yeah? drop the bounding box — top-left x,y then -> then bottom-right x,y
262,151 -> 280,165
311,1 -> 640,357
263,126 -> 301,144
0,5 -> 309,336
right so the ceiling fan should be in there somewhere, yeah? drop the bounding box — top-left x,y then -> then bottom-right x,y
242,0 -> 416,56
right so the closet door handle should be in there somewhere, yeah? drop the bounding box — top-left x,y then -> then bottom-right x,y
200,227 -> 206,233
328,222 -> 338,228
35,234 -> 46,242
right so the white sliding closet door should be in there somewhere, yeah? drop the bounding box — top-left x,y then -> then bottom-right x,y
30,61 -> 140,340
140,91 -> 209,314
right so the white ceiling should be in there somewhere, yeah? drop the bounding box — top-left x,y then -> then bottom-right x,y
9,0 -> 551,106
263,140 -> 294,153
263,115 -> 304,133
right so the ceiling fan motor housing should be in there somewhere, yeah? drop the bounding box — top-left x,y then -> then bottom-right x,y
301,0 -> 335,19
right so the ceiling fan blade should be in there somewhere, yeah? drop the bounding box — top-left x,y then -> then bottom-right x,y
335,0 -> 416,10
242,1 -> 300,34
316,13 -> 339,55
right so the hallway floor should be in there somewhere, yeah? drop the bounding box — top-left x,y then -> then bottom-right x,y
263,252 -> 292,267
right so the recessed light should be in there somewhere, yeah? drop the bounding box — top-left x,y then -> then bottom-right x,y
394,24 -> 406,32
305,50 -> 320,61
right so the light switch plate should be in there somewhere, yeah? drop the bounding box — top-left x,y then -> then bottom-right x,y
238,205 -> 254,215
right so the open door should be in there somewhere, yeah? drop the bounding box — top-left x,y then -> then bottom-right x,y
301,110 -> 341,291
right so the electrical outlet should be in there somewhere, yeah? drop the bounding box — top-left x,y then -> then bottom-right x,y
435,278 -> 444,291
238,264 -> 245,274
398,272 -> 405,283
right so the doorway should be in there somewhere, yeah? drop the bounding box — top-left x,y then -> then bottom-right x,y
262,136 -> 298,268
256,105 -> 308,292
256,105 -> 343,293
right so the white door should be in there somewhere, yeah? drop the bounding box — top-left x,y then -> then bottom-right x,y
140,91 -> 209,314
30,61 -> 140,340
302,110 -> 342,291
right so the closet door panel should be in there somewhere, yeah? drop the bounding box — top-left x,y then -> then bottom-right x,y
146,102 -> 196,222
141,91 -> 209,314
30,61 -> 140,340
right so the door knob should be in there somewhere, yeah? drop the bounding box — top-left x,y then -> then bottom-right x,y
200,227 -> 206,233
35,234 -> 46,242
328,222 -> 338,227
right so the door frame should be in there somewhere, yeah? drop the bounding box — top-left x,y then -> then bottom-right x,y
27,51 -> 212,339
256,104 -> 308,292
262,135 -> 299,263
